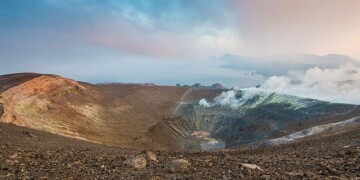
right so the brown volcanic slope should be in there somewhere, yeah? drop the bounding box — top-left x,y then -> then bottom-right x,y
1,73 -> 359,152
0,73 -> 222,150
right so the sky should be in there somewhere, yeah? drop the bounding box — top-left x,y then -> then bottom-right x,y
0,0 -> 360,87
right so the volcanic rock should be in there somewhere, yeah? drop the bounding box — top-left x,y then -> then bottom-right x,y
260,175 -> 271,179
9,153 -> 18,159
210,83 -> 225,89
240,163 -> 263,171
124,155 -> 147,169
145,151 -> 158,162
168,159 -> 191,172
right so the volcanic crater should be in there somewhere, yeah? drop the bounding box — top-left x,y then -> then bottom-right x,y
1,73 -> 359,151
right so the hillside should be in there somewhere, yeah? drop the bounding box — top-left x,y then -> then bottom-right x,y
1,73 -> 360,151
0,73 -> 223,150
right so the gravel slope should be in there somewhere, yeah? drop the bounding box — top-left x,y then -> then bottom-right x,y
1,122 -> 359,179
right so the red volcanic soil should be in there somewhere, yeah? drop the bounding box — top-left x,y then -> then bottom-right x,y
0,73 -> 42,93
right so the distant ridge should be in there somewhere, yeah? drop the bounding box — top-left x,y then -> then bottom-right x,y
217,53 -> 360,76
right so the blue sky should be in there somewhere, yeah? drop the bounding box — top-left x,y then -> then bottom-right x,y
1,0 -> 359,87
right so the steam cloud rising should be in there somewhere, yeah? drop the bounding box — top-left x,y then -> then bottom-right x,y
199,88 -> 264,108
261,63 -> 360,104
200,63 -> 360,108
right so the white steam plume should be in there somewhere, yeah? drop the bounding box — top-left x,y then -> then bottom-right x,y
199,88 -> 265,108
200,63 -> 360,108
261,63 -> 360,104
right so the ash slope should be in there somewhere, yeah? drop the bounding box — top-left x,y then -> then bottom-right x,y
0,73 -> 222,150
0,73 -> 359,151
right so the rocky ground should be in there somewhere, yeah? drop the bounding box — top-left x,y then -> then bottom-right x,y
1,122 -> 359,179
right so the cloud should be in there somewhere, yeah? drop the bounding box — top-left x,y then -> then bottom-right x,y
261,63 -> 360,104
200,63 -> 360,108
1,0 -> 360,86
232,0 -> 360,59
2,0 -> 360,60
217,53 -> 360,76
111,0 -> 233,32
0,0 -> 237,59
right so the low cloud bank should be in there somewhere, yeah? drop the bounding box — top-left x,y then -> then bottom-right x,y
200,63 -> 360,108
261,63 -> 360,104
